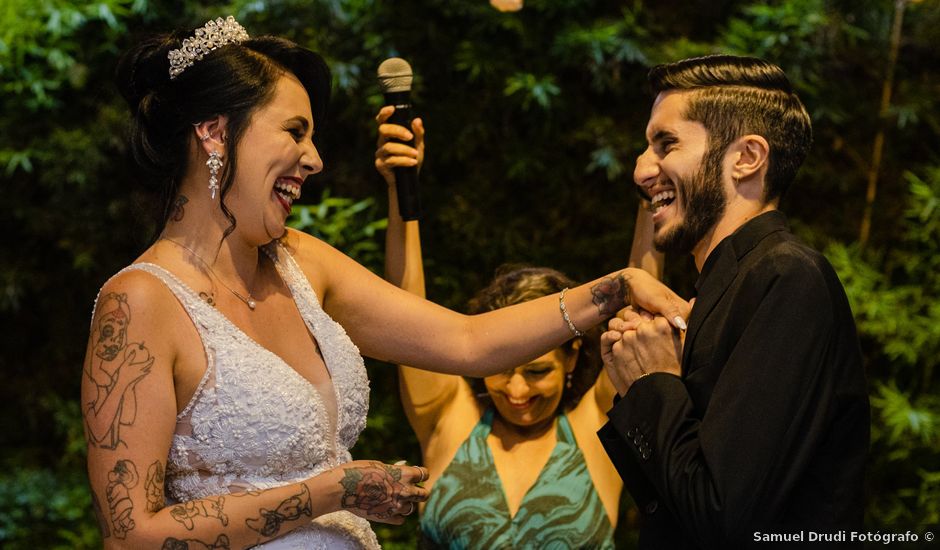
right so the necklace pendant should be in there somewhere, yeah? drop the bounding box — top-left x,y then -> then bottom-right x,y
247,299 -> 257,310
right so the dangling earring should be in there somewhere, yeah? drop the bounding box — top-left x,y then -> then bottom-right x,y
206,151 -> 222,199
566,372 -> 573,389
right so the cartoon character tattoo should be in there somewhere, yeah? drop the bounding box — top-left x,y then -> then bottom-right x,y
106,459 -> 139,539
170,497 -> 229,530
83,293 -> 154,449
161,534 -> 231,550
145,461 -> 165,513
246,485 -> 313,537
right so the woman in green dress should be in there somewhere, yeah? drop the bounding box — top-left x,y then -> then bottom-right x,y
375,107 -> 663,548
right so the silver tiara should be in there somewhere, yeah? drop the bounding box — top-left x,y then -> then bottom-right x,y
168,16 -> 250,79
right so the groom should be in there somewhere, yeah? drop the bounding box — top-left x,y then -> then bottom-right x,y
600,55 -> 869,548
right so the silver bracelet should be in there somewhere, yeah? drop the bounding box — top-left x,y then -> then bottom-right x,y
559,287 -> 584,337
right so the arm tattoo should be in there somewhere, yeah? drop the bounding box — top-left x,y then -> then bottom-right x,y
145,461 -> 165,512
590,272 -> 630,317
170,496 -> 228,530
161,534 -> 230,550
246,484 -> 313,537
106,459 -> 139,539
170,194 -> 189,222
91,487 -> 111,538
338,462 -> 405,519
83,292 -> 155,450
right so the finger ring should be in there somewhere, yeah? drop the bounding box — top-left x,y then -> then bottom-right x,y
403,502 -> 415,516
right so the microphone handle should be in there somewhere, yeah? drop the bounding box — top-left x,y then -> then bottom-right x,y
384,91 -> 420,221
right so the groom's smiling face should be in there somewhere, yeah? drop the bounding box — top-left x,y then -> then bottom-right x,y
634,90 -> 728,255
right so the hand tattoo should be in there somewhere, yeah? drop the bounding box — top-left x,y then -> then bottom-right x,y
246,485 -> 312,537
339,462 -> 405,519
590,272 -> 630,317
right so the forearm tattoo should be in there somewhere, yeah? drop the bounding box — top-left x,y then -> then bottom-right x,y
161,534 -> 230,550
83,292 -> 155,450
339,462 -> 405,519
145,461 -> 165,513
245,484 -> 313,537
170,496 -> 228,530
106,459 -> 139,539
590,272 -> 630,317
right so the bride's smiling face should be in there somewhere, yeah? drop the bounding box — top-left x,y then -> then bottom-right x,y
228,73 -> 323,242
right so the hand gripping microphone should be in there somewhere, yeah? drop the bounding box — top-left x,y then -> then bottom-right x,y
377,57 -> 420,221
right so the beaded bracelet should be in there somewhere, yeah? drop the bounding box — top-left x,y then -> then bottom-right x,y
558,287 -> 584,337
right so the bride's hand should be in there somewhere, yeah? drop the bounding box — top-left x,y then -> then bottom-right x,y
333,460 -> 429,525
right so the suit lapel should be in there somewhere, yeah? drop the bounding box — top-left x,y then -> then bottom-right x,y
681,246 -> 738,369
680,211 -> 789,369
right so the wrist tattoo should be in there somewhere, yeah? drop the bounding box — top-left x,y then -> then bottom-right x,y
590,272 -> 630,317
246,485 -> 312,537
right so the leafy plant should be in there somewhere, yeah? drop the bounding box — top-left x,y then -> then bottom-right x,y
827,167 -> 940,527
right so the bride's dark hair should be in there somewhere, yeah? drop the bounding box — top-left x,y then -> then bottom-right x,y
115,25 -> 331,239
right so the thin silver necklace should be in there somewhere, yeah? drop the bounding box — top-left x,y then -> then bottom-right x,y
163,237 -> 258,310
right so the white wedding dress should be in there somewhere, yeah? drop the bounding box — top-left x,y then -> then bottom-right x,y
120,241 -> 378,548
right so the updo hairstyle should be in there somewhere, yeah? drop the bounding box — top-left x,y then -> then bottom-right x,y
115,25 -> 331,238
466,265 -> 603,412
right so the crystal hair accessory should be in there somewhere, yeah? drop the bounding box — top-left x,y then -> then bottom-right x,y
168,16 -> 250,79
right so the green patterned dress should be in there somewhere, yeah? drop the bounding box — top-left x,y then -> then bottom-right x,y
420,408 -> 615,549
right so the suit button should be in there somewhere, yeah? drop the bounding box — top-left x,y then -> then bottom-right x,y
626,428 -> 635,438
645,500 -> 659,514
641,450 -> 651,460
633,437 -> 641,446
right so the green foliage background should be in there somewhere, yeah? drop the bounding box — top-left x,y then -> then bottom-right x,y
1,0 -> 938,547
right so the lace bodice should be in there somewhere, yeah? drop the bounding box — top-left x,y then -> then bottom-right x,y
117,242 -> 377,548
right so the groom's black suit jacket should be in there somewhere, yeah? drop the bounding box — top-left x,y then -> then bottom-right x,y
599,211 -> 869,549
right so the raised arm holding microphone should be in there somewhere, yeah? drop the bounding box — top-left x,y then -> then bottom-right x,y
374,101 -> 665,547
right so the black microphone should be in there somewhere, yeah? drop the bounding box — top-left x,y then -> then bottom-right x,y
377,57 -> 420,221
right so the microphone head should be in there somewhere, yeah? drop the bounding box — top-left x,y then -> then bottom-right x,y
377,58 -> 413,93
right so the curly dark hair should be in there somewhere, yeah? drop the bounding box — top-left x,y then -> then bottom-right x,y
465,264 -> 603,413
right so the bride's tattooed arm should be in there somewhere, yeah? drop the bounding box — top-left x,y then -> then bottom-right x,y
590,272 -> 631,317
83,292 -> 154,450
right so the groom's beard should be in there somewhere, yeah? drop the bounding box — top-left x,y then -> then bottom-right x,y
654,147 -> 727,255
